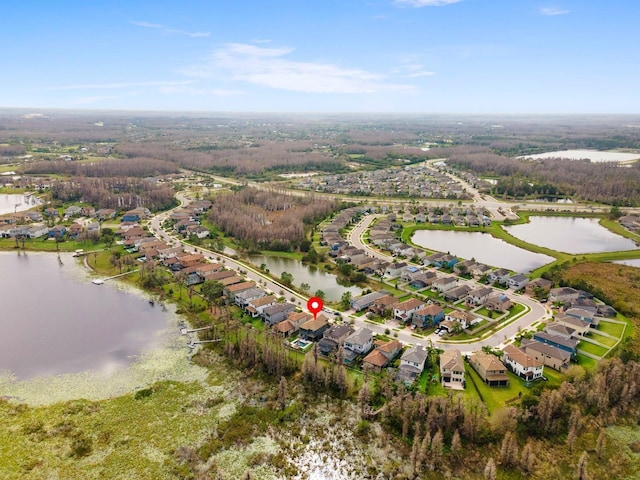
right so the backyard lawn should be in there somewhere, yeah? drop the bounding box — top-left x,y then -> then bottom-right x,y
464,364 -> 534,412
578,341 -> 609,357
597,319 -> 626,338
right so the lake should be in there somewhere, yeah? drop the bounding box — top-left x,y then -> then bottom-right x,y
411,230 -> 554,272
0,193 -> 41,215
0,251 -> 174,381
246,254 -> 363,302
503,216 -> 639,254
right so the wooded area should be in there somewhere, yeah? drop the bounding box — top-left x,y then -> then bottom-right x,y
207,187 -> 337,250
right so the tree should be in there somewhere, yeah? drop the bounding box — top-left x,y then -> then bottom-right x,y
576,451 -> 590,480
281,271 -> 293,286
484,457 -> 496,480
201,280 -> 224,314
314,290 -> 325,300
278,376 -> 287,410
340,291 -> 352,310
300,283 -> 310,292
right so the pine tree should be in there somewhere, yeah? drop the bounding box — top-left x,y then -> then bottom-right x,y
484,457 -> 496,480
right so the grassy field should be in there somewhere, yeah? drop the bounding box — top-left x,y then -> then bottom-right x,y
578,341 -> 609,357
598,319 -> 627,337
586,331 -> 619,347
464,364 -> 532,413
0,380 -> 233,480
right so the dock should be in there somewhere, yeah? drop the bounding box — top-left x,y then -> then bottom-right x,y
92,269 -> 139,285
180,325 -> 213,335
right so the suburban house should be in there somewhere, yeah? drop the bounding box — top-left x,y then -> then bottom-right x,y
439,349 -> 465,389
485,293 -> 512,312
273,311 -> 312,337
466,286 -> 493,306
48,225 -> 67,238
409,271 -> 438,288
318,324 -> 355,356
470,264 -> 492,278
549,287 -> 581,304
234,287 -> 265,308
258,302 -> 294,326
521,339 -> 571,370
533,331 -> 578,357
64,205 -> 82,218
453,259 -> 476,276
96,208 -> 116,220
394,298 -> 426,323
554,314 -> 591,336
395,345 -> 428,384
525,278 -> 553,297
195,263 -> 224,278
445,310 -> 477,329
412,304 -> 445,329
368,294 -> 399,316
344,328 -> 373,354
507,274 -> 529,290
299,315 -> 330,341
432,254 -> 458,269
385,261 -> 408,278
444,284 -> 472,302
246,295 -> 277,317
423,252 -> 445,266
432,276 -> 458,293
545,322 -> 577,339
223,281 -> 256,301
489,268 -> 511,285
502,345 -> 544,381
351,290 -> 391,312
362,340 -> 403,372
565,308 -> 597,325
469,351 -> 509,386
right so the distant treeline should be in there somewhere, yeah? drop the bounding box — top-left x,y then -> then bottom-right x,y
23,157 -> 179,178
438,146 -> 640,206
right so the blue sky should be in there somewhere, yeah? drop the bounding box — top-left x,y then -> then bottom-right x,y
1,0 -> 638,113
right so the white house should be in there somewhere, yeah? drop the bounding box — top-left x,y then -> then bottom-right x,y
502,345 -> 544,381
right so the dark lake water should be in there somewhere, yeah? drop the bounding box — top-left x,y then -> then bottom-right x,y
0,252 -> 169,380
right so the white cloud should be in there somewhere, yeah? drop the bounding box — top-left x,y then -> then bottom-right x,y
539,7 -> 570,16
37,81 -> 194,91
403,64 -> 436,78
159,86 -> 244,96
393,0 -> 462,7
181,43 -> 416,94
130,20 -> 210,38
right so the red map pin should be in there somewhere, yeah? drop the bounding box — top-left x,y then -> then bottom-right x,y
307,296 -> 324,319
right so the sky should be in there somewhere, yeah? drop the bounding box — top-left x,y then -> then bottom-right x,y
1,0 -> 638,114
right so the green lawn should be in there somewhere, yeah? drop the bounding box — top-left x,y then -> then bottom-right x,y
504,302 -> 526,320
597,319 -> 626,338
464,364 -> 532,413
578,341 -> 609,357
575,354 -> 598,369
586,332 -> 618,347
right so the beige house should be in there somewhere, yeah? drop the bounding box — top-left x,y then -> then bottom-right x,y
439,349 -> 465,389
469,351 -> 509,386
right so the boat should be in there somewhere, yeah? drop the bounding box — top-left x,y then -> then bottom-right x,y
92,279 -> 104,285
